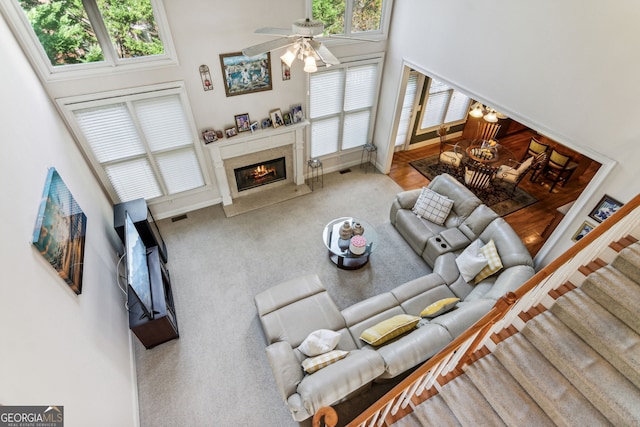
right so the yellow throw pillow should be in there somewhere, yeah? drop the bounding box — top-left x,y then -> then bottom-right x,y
359,314 -> 421,347
301,350 -> 349,374
420,297 -> 460,318
475,239 -> 504,283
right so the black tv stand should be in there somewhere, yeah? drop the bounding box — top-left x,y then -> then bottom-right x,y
127,246 -> 179,349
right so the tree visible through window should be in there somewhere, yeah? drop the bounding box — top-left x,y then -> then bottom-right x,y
312,0 -> 383,36
17,0 -> 164,66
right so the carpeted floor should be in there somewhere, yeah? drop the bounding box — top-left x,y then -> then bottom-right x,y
410,155 -> 538,217
134,168 -> 431,427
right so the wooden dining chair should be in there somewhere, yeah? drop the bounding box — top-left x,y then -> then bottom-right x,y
463,159 -> 499,191
540,149 -> 578,192
438,125 -> 462,175
520,138 -> 549,162
496,156 -> 534,194
475,121 -> 501,142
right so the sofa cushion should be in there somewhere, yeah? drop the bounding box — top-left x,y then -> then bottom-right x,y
427,174 -> 482,228
255,274 -> 349,347
375,323 -> 453,379
429,299 -> 496,338
298,329 -> 341,357
395,209 -> 446,254
360,314 -> 421,346
455,239 -> 488,282
301,350 -> 349,374
297,349 -> 385,416
412,187 -> 454,225
265,341 -> 304,401
475,239 -> 503,283
420,297 -> 460,318
458,204 -> 500,240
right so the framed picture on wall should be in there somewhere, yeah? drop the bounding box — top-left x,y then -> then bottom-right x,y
219,52 -> 272,97
588,195 -> 624,223
571,220 -> 595,242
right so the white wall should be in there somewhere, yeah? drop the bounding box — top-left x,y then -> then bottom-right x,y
0,14 -> 139,427
375,0 -> 640,264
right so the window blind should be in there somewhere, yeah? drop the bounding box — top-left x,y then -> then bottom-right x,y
309,58 -> 381,157
395,72 -> 418,147
71,91 -> 204,202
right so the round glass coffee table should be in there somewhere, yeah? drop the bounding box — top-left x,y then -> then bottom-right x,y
322,217 -> 377,270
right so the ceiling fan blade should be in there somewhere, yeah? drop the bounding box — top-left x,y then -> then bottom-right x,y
242,37 -> 296,57
320,34 -> 383,43
309,40 -> 340,65
254,27 -> 293,37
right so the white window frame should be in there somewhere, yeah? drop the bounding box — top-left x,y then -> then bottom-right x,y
416,78 -> 471,135
57,82 -> 210,204
308,55 -> 384,159
0,0 -> 177,82
307,0 -> 393,41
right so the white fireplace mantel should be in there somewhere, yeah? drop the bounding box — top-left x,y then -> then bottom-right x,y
206,121 -> 308,206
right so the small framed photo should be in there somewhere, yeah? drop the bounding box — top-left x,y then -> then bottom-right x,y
261,118 -> 272,129
283,111 -> 292,126
202,129 -> 217,144
270,109 -> 284,128
225,127 -> 238,138
235,113 -> 251,132
589,195 -> 624,223
572,220 -> 595,242
291,104 -> 304,123
250,121 -> 259,133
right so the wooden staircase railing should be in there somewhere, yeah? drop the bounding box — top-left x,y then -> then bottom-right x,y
338,193 -> 640,427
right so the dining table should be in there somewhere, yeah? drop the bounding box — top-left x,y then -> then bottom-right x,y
454,139 -> 518,190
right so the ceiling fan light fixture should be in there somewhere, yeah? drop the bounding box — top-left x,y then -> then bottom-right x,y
304,55 -> 317,73
280,49 -> 296,67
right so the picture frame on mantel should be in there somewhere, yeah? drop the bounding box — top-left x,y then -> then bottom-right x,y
219,52 -> 272,97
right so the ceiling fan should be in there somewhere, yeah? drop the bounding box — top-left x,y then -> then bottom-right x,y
241,18 -> 341,73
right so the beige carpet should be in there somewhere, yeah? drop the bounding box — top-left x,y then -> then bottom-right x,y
134,168 -> 431,426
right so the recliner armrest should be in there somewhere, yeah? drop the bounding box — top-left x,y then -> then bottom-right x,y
265,341 -> 304,401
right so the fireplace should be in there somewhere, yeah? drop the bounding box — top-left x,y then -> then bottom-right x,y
234,157 -> 286,192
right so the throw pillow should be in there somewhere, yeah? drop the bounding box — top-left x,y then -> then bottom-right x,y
359,314 -> 421,347
301,350 -> 349,374
297,329 -> 341,357
475,239 -> 504,283
412,187 -> 454,226
455,239 -> 488,282
420,297 -> 460,318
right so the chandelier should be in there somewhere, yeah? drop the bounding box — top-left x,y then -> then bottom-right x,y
468,102 -> 506,122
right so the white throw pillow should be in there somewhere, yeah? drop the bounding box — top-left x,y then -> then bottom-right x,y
455,240 -> 489,282
412,187 -> 454,226
298,329 -> 341,357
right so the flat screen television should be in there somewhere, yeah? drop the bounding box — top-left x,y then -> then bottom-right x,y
125,211 -> 153,320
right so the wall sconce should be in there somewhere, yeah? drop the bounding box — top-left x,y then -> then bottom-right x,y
199,65 -> 213,91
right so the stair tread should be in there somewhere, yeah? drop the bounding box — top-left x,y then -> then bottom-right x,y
552,288 -> 640,388
523,311 -> 640,425
612,242 -> 640,283
582,266 -> 640,334
390,412 -> 422,427
494,333 -> 612,426
413,394 -> 461,427
466,354 -> 554,426
438,375 -> 505,427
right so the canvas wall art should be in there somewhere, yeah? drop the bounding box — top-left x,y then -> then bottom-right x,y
32,168 -> 87,294
219,52 -> 272,97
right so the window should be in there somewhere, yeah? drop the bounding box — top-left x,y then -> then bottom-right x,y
311,0 -> 392,38
0,0 -> 175,79
309,59 -> 381,158
416,78 -> 471,135
395,71 -> 419,147
59,85 -> 206,203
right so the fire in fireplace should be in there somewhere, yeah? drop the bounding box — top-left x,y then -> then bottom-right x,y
234,157 -> 286,192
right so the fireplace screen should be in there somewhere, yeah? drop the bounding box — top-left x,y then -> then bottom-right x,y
234,157 -> 286,192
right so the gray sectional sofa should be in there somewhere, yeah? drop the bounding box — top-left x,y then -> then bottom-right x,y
254,173 -> 535,421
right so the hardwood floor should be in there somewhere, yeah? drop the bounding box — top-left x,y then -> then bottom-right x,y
388,129 -> 600,256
